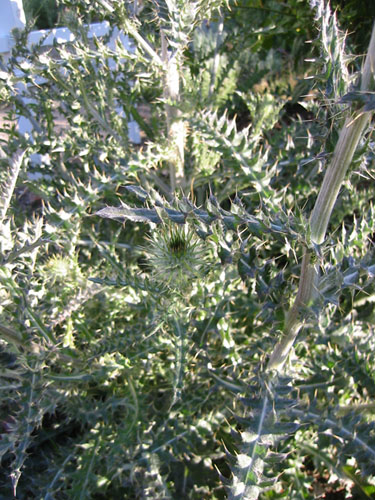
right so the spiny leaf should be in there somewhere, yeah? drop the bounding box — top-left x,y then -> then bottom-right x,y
0,150 -> 26,225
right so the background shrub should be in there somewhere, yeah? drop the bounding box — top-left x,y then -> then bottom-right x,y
23,0 -> 60,29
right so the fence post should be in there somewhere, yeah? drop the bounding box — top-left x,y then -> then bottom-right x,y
0,0 -> 25,60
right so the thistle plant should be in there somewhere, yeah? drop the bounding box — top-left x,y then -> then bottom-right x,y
1,0 -> 375,499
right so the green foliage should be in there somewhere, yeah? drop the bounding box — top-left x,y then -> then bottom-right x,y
330,0 -> 375,54
23,0 -> 61,29
1,0 -> 375,498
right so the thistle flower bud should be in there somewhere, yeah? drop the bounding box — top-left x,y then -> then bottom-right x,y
145,223 -> 206,291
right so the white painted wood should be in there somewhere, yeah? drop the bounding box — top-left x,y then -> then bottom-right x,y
0,0 -> 25,56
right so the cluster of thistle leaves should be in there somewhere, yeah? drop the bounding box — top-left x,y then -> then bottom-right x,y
1,0 -> 375,498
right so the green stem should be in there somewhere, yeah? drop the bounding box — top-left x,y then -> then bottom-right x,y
267,250 -> 316,371
124,18 -> 163,66
309,112 -> 370,245
267,22 -> 375,373
78,81 -> 125,145
310,23 -> 375,244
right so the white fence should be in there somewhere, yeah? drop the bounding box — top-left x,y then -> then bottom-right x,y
0,0 -> 25,55
0,0 -> 140,143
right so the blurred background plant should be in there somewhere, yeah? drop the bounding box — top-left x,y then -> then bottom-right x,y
23,0 -> 61,29
0,0 -> 375,498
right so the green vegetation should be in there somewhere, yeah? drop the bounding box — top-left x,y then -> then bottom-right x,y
1,1 -> 375,498
23,0 -> 61,29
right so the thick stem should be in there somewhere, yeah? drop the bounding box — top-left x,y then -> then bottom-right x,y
310,22 -> 375,244
209,16 -> 224,97
309,112 -> 370,244
267,22 -> 375,373
161,32 -> 185,192
267,250 -> 316,371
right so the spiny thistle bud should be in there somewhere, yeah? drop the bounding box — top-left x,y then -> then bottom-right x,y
145,223 -> 207,290
42,255 -> 82,285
